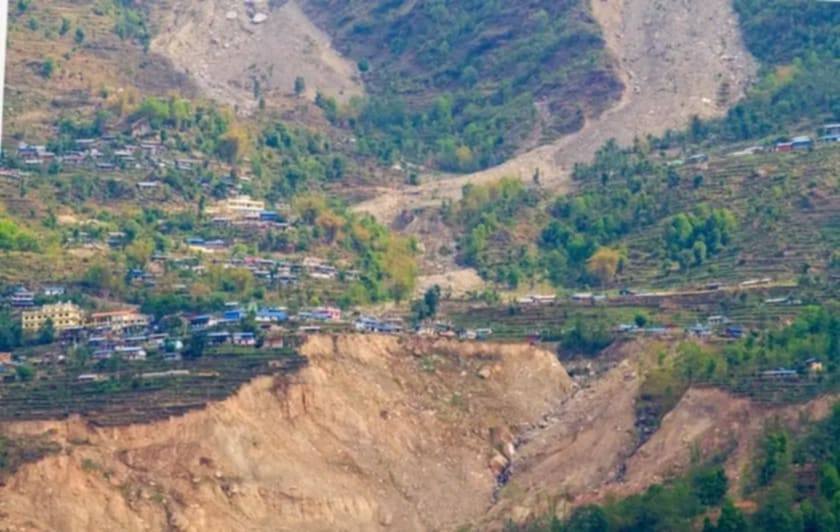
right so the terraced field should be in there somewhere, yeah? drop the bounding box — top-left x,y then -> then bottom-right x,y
0,348 -> 306,426
618,147 -> 840,287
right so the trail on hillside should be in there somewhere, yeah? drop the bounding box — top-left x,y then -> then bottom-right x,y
150,0 -> 363,111
354,0 -> 757,223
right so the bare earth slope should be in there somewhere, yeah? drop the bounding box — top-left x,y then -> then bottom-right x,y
0,336 -> 572,532
1,337 -> 835,530
354,0 -> 757,223
150,0 -> 363,111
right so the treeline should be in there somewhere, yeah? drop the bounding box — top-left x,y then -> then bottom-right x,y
307,0 -> 620,171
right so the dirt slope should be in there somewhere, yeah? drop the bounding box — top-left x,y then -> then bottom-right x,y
485,380 -> 837,526
0,335 -> 572,532
150,0 -> 363,111
354,0 -> 757,223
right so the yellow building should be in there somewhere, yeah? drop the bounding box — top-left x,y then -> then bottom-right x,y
21,302 -> 83,333
210,195 -> 265,219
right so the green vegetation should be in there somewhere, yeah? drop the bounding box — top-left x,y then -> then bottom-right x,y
687,1 -> 840,144
0,215 -> 39,251
305,0 -> 620,171
520,397 -> 840,531
0,432 -> 61,479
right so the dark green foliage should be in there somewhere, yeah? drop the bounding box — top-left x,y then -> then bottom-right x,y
663,206 -> 736,268
696,1 -> 840,143
412,285 -> 441,322
560,315 -> 614,355
305,0 -> 620,171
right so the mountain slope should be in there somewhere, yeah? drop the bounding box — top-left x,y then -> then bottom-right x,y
0,336 -> 572,531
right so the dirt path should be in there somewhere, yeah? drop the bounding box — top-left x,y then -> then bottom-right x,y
354,0 -> 757,223
150,0 -> 363,111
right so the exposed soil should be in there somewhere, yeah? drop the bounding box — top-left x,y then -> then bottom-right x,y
150,0 -> 364,112
352,0 -> 758,289
355,0 -> 757,222
0,335 -> 573,532
0,336 -> 834,530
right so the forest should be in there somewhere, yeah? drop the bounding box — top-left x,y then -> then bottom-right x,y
304,0 -> 621,171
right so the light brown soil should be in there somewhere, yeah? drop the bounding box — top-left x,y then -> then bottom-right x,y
0,337 -> 834,530
150,0 -> 364,112
0,335 -> 573,532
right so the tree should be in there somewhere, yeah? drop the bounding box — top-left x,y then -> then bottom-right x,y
38,318 -> 55,345
184,333 -> 206,360
40,58 -> 55,79
59,16 -> 70,36
820,463 -> 840,499
586,247 -> 621,284
294,76 -> 306,97
705,499 -> 748,532
74,27 -> 85,44
691,466 -> 728,506
565,505 -> 609,532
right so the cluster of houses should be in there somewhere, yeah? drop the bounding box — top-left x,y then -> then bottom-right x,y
16,138 -> 169,171
615,314 -> 744,340
8,285 -> 66,308
189,304 -> 341,332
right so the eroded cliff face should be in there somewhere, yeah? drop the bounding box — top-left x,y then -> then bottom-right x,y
0,335 -> 573,532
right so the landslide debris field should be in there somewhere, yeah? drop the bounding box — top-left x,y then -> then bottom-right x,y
150,0 -> 364,110
353,0 -> 757,223
0,335 -> 830,531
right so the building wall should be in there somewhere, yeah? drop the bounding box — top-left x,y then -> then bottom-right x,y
22,303 -> 83,332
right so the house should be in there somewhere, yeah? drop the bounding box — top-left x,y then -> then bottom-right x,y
209,195 -> 266,219
313,306 -> 341,322
190,315 -> 212,331
77,373 -> 104,382
222,308 -> 248,322
725,326 -> 743,339
10,287 -> 35,307
232,332 -> 257,346
207,331 -> 231,345
707,315 -> 728,325
476,328 -> 493,340
571,292 -> 593,302
686,153 -> 708,164
115,346 -> 147,361
762,368 -> 798,379
806,358 -> 825,374
256,308 -> 288,323
107,232 -> 127,247
22,302 -> 84,333
264,335 -> 285,349
822,124 -> 840,137
87,310 -> 149,331
686,323 -> 712,337
42,285 -> 66,297
791,136 -> 814,150
137,181 -> 161,191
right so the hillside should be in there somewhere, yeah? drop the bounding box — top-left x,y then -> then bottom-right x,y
0,335 -> 574,531
444,140 -> 840,291
301,0 -> 622,171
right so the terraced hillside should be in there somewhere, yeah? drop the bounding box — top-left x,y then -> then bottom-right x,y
447,142 -> 840,292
